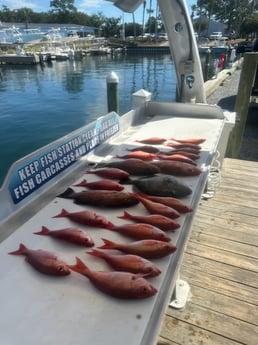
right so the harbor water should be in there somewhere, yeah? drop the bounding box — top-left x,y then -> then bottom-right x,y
0,53 -> 177,186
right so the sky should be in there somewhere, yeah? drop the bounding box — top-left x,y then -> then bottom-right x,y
0,0 -> 195,24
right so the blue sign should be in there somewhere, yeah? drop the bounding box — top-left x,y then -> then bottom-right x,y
8,113 -> 120,204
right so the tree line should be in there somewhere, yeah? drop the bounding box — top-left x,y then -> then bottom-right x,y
0,0 -> 164,38
1,0 -> 258,39
191,0 -> 258,38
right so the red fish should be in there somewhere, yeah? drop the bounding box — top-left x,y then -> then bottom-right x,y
85,167 -> 130,180
53,208 -> 114,229
127,145 -> 160,153
87,250 -> 161,277
100,158 -> 160,175
161,149 -> 200,160
135,137 -> 167,145
58,188 -> 139,208
132,193 -> 181,219
169,137 -> 206,145
8,243 -> 70,276
34,226 -> 94,247
157,153 -> 197,165
138,194 -> 193,213
153,160 -> 202,176
118,211 -> 180,231
69,257 -> 157,299
115,151 -> 156,161
73,179 -> 124,191
98,238 -> 177,259
109,222 -> 171,242
165,141 -> 201,151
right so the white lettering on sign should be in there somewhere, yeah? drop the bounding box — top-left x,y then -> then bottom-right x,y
9,113 -> 120,204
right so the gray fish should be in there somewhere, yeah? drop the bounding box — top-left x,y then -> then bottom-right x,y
128,175 -> 192,198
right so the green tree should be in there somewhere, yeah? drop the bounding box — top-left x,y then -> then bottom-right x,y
50,0 -> 77,23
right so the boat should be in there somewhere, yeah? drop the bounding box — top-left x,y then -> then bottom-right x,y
0,25 -> 23,43
0,45 -> 40,65
90,46 -> 112,55
21,28 -> 46,43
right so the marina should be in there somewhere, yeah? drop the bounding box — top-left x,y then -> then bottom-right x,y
0,0 -> 258,344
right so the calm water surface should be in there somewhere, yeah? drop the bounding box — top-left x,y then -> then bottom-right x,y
0,54 -> 177,186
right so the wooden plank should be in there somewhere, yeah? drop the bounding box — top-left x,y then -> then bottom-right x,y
180,265 -> 258,305
184,285 -> 257,325
159,314 -> 242,345
192,220 -> 258,246
156,159 -> 258,345
182,252 -> 257,287
166,302 -> 257,344
189,231 -> 258,258
185,241 -> 258,273
195,205 -> 258,226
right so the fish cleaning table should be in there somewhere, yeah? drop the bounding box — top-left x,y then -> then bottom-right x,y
0,101 -> 234,345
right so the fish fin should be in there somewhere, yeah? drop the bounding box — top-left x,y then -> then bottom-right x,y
73,179 -> 87,187
52,208 -> 69,218
98,238 -> 116,249
68,257 -> 90,275
87,249 -> 106,258
8,243 -> 27,255
57,187 -> 76,199
117,211 -> 131,220
33,226 -> 50,236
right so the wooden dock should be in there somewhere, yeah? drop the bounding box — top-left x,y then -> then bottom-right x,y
157,158 -> 258,345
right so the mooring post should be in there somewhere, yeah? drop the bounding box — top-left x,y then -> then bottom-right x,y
106,71 -> 119,113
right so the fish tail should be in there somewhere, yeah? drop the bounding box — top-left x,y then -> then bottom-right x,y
57,187 -> 75,199
87,249 -> 106,259
73,179 -> 87,187
33,226 -> 50,236
117,211 -> 132,220
68,257 -> 90,276
52,208 -> 69,218
8,243 -> 27,255
98,238 -> 116,249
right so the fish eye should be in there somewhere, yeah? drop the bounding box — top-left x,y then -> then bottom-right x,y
57,265 -> 64,272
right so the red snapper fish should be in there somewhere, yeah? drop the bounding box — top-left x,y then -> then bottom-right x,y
8,243 -> 70,276
118,211 -> 180,231
132,193 -> 181,219
127,145 -> 160,154
165,141 -> 202,150
138,193 -> 193,213
169,137 -> 206,145
85,167 -> 130,180
109,222 -> 171,242
34,226 -> 94,247
115,151 -> 157,161
157,153 -> 197,166
57,188 -> 139,208
99,158 -> 161,175
73,179 -> 124,191
161,148 -> 200,159
135,137 -> 167,145
153,160 -> 202,176
87,249 -> 161,277
69,257 -> 157,299
53,208 -> 114,229
98,238 -> 177,259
